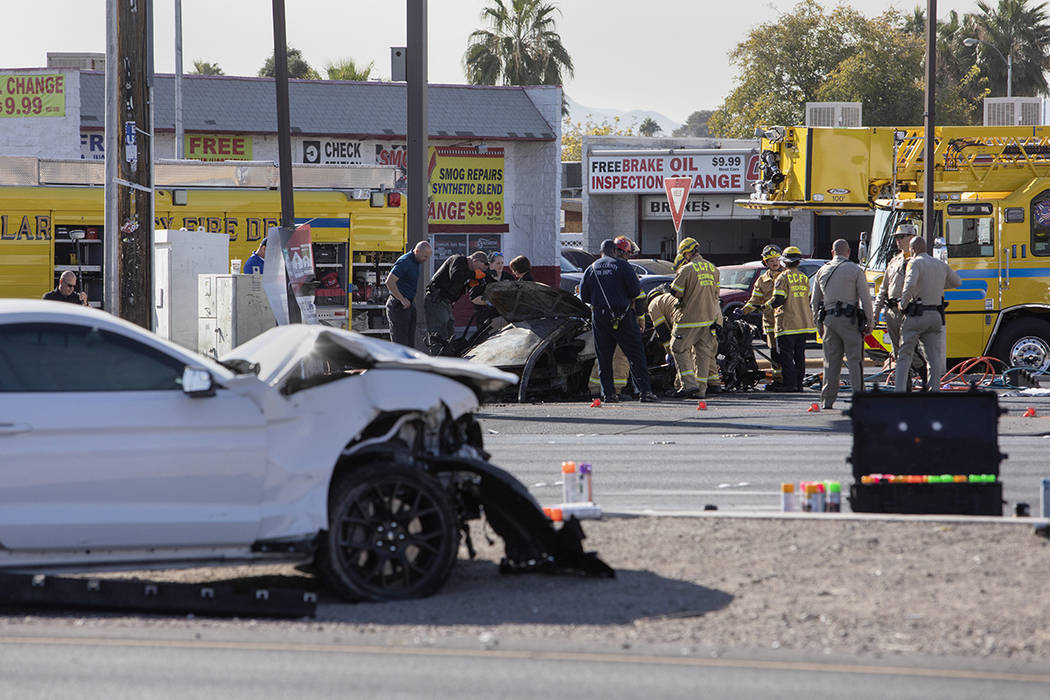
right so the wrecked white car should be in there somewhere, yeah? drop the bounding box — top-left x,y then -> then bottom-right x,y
0,301 -> 612,602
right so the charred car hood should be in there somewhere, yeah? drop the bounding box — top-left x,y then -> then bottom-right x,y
484,281 -> 591,322
223,325 -> 517,395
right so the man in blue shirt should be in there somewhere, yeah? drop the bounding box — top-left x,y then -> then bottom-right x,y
243,240 -> 267,274
580,238 -> 657,403
384,241 -> 433,346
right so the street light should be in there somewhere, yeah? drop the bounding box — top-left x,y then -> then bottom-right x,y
964,37 -> 1012,97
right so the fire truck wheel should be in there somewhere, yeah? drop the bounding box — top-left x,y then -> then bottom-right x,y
992,318 -> 1050,374
317,463 -> 458,602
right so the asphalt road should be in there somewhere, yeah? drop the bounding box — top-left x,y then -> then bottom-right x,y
478,389 -> 1050,515
3,630 -> 1050,700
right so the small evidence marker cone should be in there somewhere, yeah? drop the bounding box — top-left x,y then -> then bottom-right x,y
590,398 -> 602,408
1023,407 -> 1037,418
807,403 -> 820,413
697,400 -> 707,411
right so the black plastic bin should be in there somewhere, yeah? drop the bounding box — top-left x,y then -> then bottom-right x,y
846,391 -> 1006,516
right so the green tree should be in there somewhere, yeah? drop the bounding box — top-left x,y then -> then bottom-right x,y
672,110 -> 714,137
191,60 -> 223,76
817,10 -> 926,125
324,58 -> 375,81
464,0 -> 574,113
561,115 -> 635,161
971,0 -> 1050,96
708,3 -> 858,137
258,47 -> 321,80
638,117 -> 661,136
903,7 -> 989,124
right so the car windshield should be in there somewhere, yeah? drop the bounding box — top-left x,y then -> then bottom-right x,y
719,267 -> 758,290
560,255 -> 581,272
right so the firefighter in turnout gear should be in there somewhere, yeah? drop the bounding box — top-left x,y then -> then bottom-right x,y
736,244 -> 784,386
811,239 -> 874,409
769,246 -> 816,392
668,237 -> 722,399
894,236 -> 962,392
648,290 -> 683,391
587,236 -> 646,398
873,222 -> 926,385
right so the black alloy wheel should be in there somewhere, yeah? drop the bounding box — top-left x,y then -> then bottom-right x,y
318,463 -> 458,602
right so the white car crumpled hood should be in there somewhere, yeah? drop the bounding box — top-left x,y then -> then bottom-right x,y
224,325 -> 517,395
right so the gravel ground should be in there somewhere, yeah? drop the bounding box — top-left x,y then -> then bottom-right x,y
9,516 -> 1050,664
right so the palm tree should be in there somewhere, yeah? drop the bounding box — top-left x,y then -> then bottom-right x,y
464,0 -> 574,88
324,58 -> 375,81
639,117 -> 662,136
973,0 -> 1050,96
191,60 -> 224,76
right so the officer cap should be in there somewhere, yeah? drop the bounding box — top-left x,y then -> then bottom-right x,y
893,222 -> 918,237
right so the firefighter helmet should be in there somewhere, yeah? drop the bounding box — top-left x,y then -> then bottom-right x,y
678,237 -> 699,254
761,244 -> 782,261
614,235 -> 638,255
781,245 -> 803,263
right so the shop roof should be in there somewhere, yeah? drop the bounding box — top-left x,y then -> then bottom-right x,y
77,72 -> 557,141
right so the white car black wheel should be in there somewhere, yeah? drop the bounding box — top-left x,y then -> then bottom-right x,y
318,463 -> 458,602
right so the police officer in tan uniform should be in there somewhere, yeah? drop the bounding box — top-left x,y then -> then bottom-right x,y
894,236 -> 962,392
736,244 -> 784,387
669,238 -> 722,399
769,246 -> 816,392
873,223 -> 925,383
812,239 -> 874,409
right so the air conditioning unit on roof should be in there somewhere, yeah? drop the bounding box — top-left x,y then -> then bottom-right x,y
805,102 -> 862,127
983,97 -> 1046,126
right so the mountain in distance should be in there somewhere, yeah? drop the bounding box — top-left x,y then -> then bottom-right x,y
564,95 -> 682,136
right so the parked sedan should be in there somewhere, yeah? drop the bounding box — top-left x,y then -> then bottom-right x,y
0,301 -> 611,602
718,258 -> 828,329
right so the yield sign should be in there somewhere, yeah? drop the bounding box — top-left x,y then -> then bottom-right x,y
663,176 -> 692,235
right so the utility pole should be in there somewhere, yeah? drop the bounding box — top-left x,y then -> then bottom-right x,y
105,0 -> 154,329
407,0 -> 428,348
175,0 -> 183,158
271,0 -> 302,323
923,0 -> 936,244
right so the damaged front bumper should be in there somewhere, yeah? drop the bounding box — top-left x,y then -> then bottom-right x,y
427,453 -> 614,579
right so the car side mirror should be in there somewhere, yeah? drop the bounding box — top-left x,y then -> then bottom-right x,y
182,367 -> 215,397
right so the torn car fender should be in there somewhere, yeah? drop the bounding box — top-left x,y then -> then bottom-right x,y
426,454 -> 614,578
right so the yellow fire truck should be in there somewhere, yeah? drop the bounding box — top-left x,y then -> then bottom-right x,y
740,125 -> 1050,372
0,157 -> 406,333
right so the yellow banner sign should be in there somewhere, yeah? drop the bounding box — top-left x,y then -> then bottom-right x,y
427,146 -> 507,230
185,134 -> 253,161
0,74 -> 66,118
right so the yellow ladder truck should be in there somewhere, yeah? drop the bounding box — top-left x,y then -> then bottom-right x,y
0,157 -> 406,333
739,125 -> 1050,373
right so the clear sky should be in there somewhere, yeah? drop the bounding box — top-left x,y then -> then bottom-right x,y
0,0 -> 985,125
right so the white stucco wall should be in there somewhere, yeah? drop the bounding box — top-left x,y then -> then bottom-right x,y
0,69 -> 80,158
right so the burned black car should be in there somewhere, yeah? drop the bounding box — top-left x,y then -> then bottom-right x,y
461,281 -> 596,401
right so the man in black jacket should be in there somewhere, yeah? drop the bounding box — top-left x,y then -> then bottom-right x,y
424,250 -> 488,353
43,271 -> 87,305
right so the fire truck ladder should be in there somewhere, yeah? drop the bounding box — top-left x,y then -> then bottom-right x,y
894,127 -> 1050,193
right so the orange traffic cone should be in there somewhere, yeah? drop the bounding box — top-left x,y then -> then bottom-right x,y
590,398 -> 602,408
1023,407 -> 1037,418
697,401 -> 707,411
807,403 -> 820,413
